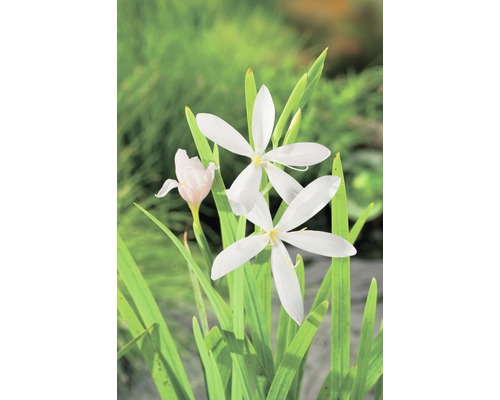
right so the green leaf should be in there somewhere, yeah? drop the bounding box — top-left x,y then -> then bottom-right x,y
316,327 -> 383,400
232,216 -> 247,340
282,108 -> 302,147
183,232 -> 209,335
245,67 -> 257,148
134,203 -> 232,328
192,317 -> 226,400
135,204 -> 258,398
309,199 -> 372,314
349,202 -> 375,244
117,237 -> 195,399
351,278 -> 378,400
117,322 -> 156,360
266,300 -> 329,400
331,152 -> 351,391
374,375 -> 383,400
117,288 -> 175,400
299,48 -> 328,109
271,73 -> 307,147
204,326 -> 232,390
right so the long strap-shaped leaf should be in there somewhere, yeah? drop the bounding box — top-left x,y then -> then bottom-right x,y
310,201 -> 375,313
316,327 -> 383,400
266,300 -> 329,400
135,204 -> 258,398
350,278 -> 378,400
117,322 -> 156,360
192,317 -> 226,400
117,237 -> 195,399
117,289 -> 175,399
135,204 -> 232,326
331,153 -> 351,391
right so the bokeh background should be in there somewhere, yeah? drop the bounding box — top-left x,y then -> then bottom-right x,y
118,0 -> 382,397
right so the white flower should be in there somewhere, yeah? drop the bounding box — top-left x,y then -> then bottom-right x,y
196,85 -> 331,215
155,149 -> 216,208
210,176 -> 357,325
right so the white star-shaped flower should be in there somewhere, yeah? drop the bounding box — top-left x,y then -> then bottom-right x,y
210,176 -> 356,325
196,85 -> 331,215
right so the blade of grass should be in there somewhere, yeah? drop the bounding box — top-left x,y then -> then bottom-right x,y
117,235 -> 195,399
193,317 -> 226,400
331,152 -> 351,392
205,326 -> 232,389
245,67 -> 257,148
117,288 -> 175,400
135,203 -> 258,398
117,322 -> 156,360
281,108 -> 302,147
271,73 -> 307,147
288,255 -> 306,399
349,202 -> 375,244
134,203 -> 232,327
350,278 -> 378,400
317,327 -> 383,400
266,300 -> 329,400
299,48 -> 328,109
183,232 -> 209,335
231,218 -> 246,400
374,374 -> 383,400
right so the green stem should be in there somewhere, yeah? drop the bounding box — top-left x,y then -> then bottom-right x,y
183,233 -> 210,336
190,205 -> 214,273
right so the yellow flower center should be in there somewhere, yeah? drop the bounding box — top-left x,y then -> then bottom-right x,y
267,229 -> 278,244
252,154 -> 262,165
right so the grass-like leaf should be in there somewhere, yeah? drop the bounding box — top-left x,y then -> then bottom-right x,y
117,322 -> 156,360
299,48 -> 328,109
135,203 -> 259,398
245,67 -> 257,148
118,237 -> 195,399
331,153 -> 351,391
349,202 -> 375,244
183,232 -> 209,335
271,73 -> 307,147
316,327 -> 383,400
134,203 -> 232,327
117,288 -> 175,399
205,326 -> 232,390
266,300 -> 329,400
350,278 -> 378,400
193,317 -> 226,400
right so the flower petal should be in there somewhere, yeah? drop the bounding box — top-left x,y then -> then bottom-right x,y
196,113 -> 254,157
271,240 -> 304,325
276,176 -> 340,232
265,143 -> 331,167
226,163 -> 262,215
211,234 -> 269,280
155,179 -> 179,198
279,230 -> 356,258
252,85 -> 275,154
244,192 -> 273,231
263,163 -> 303,205
174,149 -> 191,183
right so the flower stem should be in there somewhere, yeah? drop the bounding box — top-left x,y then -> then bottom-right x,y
183,232 -> 209,335
190,206 -> 214,273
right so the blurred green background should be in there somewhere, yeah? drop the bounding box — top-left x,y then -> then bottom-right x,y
118,0 -> 382,396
